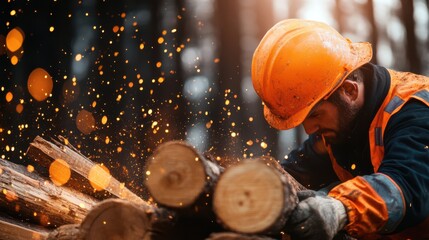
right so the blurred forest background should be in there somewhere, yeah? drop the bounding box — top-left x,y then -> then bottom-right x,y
0,0 -> 428,198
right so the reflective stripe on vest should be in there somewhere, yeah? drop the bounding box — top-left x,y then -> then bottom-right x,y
327,69 -> 429,237
362,173 -> 406,234
370,70 -> 429,172
328,69 -> 429,176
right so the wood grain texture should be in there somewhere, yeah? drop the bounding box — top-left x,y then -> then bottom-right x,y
26,136 -> 147,206
0,158 -> 97,227
213,159 -> 298,235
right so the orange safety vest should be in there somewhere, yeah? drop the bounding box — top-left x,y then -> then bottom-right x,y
326,69 -> 429,239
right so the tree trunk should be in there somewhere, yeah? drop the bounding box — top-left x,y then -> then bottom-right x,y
0,158 -> 97,227
364,0 -> 378,65
213,158 -> 300,236
334,0 -> 345,33
427,0 -> 429,58
399,0 -> 421,73
26,136 -> 147,206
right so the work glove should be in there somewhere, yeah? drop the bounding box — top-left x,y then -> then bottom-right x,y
285,190 -> 348,240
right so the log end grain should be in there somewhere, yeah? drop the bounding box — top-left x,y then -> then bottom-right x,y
145,141 -> 206,208
79,199 -> 150,240
206,232 -> 279,240
213,160 -> 296,234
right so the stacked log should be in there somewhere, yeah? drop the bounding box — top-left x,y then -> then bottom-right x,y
0,136 -> 328,240
213,159 -> 297,236
0,215 -> 50,240
145,141 -> 223,210
0,158 -> 97,227
26,136 -> 146,205
79,199 -> 151,240
144,141 -> 225,239
144,141 -> 305,239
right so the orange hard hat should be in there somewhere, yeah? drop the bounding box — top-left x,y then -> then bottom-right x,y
251,19 -> 372,130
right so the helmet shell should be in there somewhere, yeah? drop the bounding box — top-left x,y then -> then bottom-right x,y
251,19 -> 372,130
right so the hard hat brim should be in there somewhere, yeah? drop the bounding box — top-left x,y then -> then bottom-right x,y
263,41 -> 372,130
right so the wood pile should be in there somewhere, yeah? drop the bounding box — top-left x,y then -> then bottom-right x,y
0,136 -> 308,240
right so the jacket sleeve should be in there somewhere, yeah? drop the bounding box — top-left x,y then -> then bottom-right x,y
281,134 -> 339,190
329,100 -> 429,236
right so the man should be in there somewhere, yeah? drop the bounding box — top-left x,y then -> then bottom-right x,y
251,19 -> 429,239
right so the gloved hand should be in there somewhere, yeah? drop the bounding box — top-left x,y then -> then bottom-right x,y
285,190 -> 348,240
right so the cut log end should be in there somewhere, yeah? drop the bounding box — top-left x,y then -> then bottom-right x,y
146,141 -> 206,208
214,160 -> 296,234
79,199 -> 151,240
207,232 -> 280,240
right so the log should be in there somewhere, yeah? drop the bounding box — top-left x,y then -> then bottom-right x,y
0,158 -> 97,227
26,136 -> 147,206
206,232 -> 290,240
79,198 -> 223,240
213,159 -> 299,235
0,215 -> 50,240
145,141 -> 223,210
144,141 -> 226,238
258,156 -> 306,191
79,199 -> 152,240
47,224 -> 81,240
144,141 -> 303,238
26,137 -> 112,200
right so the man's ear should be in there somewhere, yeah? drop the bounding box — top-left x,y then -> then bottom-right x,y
341,80 -> 359,101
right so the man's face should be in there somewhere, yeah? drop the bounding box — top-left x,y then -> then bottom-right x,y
302,94 -> 359,145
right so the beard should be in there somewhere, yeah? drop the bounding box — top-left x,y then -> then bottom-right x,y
323,92 -> 360,145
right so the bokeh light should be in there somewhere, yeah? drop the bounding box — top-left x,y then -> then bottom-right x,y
6,27 -> 24,52
88,164 -> 111,191
27,68 -> 53,101
3,189 -> 18,202
49,159 -> 71,186
15,104 -> 24,114
5,92 -> 13,102
76,109 -> 96,135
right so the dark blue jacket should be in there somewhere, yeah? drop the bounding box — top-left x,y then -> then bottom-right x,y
281,64 -> 429,232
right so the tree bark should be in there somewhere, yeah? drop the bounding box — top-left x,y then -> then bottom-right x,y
258,156 -> 306,191
26,137 -> 113,200
0,216 -> 50,240
26,136 -> 147,206
213,158 -> 301,236
47,224 -> 81,240
0,158 -> 97,227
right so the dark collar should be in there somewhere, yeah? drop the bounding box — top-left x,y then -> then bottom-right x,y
343,63 -> 390,143
330,64 -> 391,174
